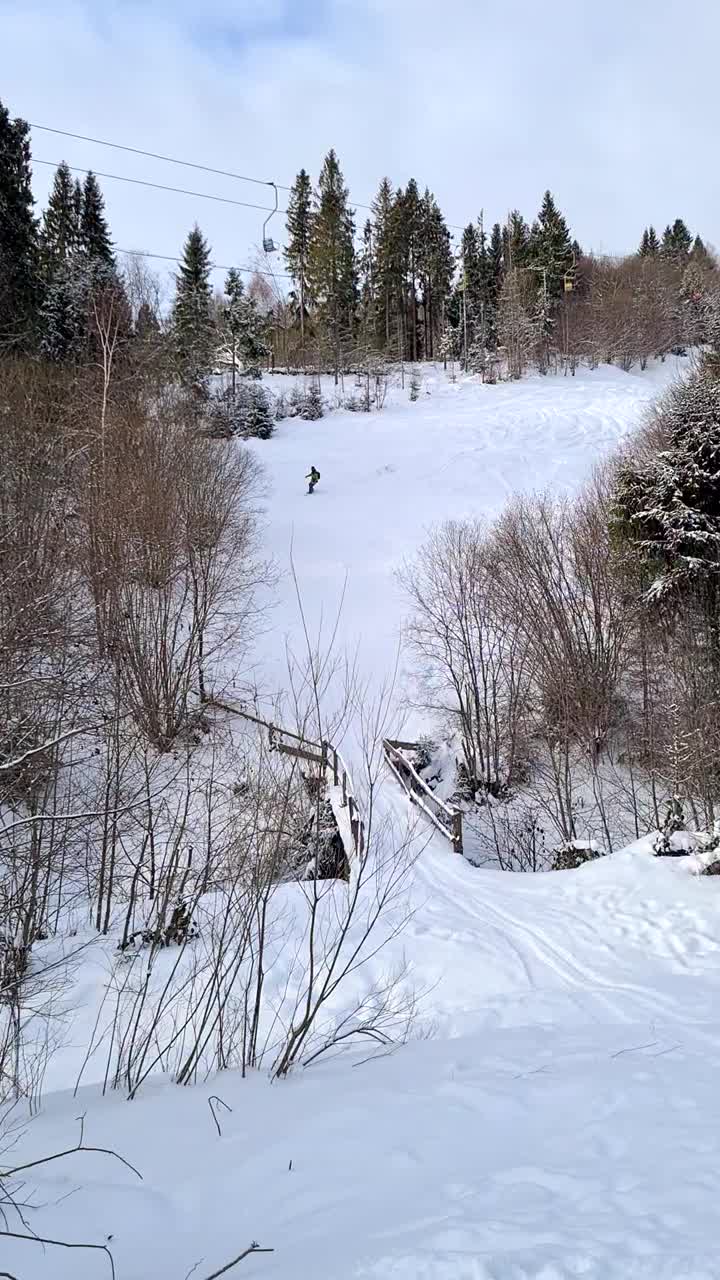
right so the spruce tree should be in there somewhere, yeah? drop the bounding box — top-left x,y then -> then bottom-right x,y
79,171 -> 114,266
0,100 -> 40,353
284,168 -> 313,353
173,224 -> 216,390
640,225 -> 660,257
489,222 -> 505,303
41,161 -> 79,274
532,190 -> 573,297
370,177 -> 396,347
690,235 -> 713,268
503,210 -> 530,270
662,219 -> 692,263
223,266 -> 267,383
613,370 -> 720,618
40,253 -> 117,363
418,190 -> 453,359
307,149 -> 356,380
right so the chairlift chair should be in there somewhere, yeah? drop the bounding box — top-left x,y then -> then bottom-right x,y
263,181 -> 278,254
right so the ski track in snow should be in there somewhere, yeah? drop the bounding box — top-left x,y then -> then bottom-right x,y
12,357 -> 720,1280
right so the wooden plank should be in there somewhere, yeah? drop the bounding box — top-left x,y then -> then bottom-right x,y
383,746 -> 454,843
206,696 -> 324,751
383,740 -> 455,819
275,741 -> 325,765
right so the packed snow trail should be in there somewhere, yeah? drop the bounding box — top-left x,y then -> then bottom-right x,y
15,357 -> 720,1280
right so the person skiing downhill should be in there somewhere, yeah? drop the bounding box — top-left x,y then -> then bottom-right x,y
306,465 -> 320,495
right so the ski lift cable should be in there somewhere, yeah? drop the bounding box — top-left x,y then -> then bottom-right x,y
31,123 -> 291,193
33,158 -> 286,216
118,247 -> 292,280
30,122 -> 468,231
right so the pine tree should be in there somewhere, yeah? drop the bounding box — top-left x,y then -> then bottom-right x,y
613,370 -> 720,619
135,300 -> 161,342
489,222 -> 505,303
79,171 -> 114,266
0,100 -> 40,353
662,219 -> 692,263
73,179 -> 83,235
41,161 -> 80,274
370,177 -> 396,347
503,210 -> 530,270
307,149 -> 356,381
531,190 -> 573,297
284,168 -> 313,354
173,224 -> 216,390
243,382 -> 274,439
40,253 -> 116,362
639,225 -> 660,257
418,190 -> 453,359
223,267 -> 267,382
690,235 -> 713,268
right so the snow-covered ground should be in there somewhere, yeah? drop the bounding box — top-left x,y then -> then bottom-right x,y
12,356 -> 720,1280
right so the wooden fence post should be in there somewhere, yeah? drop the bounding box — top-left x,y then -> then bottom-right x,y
332,747 -> 339,786
342,771 -> 348,807
452,809 -> 463,855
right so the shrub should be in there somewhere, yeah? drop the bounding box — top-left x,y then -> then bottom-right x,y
551,841 -> 601,871
299,383 -> 324,420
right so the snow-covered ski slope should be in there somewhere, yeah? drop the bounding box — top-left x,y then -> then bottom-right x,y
252,360 -> 682,726
14,357 -> 720,1280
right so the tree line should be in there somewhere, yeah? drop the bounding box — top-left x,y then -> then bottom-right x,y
2,96 -> 718,391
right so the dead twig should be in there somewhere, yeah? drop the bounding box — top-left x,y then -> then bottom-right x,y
1,1114 -> 143,1183
195,1243 -> 274,1280
0,1230 -> 116,1280
207,1095 -> 232,1139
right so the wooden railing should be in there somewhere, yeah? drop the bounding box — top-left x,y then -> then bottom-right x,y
382,739 -> 463,855
206,695 -> 365,861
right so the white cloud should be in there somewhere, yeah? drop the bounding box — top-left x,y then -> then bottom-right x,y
2,0 -> 719,295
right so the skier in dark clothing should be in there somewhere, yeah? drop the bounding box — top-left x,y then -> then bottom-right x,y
306,465 -> 320,494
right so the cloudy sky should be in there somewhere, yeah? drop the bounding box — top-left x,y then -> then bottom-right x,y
2,0 -> 718,292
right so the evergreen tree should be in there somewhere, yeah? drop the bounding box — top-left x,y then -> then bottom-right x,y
417,190 -> 453,359
40,253 -> 117,362
613,370 -> 720,619
243,381 -> 274,439
79,171 -> 114,266
307,149 -> 356,380
284,168 -> 313,353
639,225 -> 660,258
531,190 -> 573,297
41,161 -> 80,274
173,224 -> 216,390
503,210 -> 530,270
0,100 -> 40,353
662,219 -> 692,263
370,177 -> 396,347
223,266 -> 267,382
489,222 -> 505,302
690,235 -> 713,268
135,299 -> 161,350
357,218 -> 375,344
73,178 -> 83,235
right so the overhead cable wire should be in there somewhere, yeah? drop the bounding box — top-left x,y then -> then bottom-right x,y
31,122 -> 468,230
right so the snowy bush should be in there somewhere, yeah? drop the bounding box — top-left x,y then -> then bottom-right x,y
409,370 -> 421,402
205,383 -> 274,439
551,840 -> 601,871
299,383 -> 324,420
243,382 -> 274,439
653,797 -> 687,856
